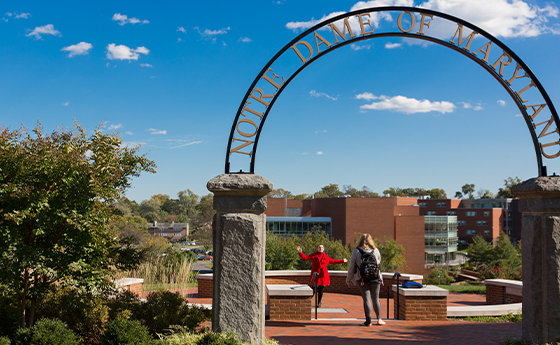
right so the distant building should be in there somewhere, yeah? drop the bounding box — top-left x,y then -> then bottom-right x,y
147,221 -> 189,242
418,198 -> 521,245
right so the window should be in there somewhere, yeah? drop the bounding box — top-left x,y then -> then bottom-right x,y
174,233 -> 182,236
484,230 -> 490,236
476,221 -> 488,226
419,202 -> 427,207
160,233 -> 168,237
465,211 -> 477,217
446,211 -> 456,215
484,211 -> 490,217
436,202 -> 447,207
466,230 -> 477,235
457,220 -> 466,226
426,211 -> 437,215
174,228 -> 183,231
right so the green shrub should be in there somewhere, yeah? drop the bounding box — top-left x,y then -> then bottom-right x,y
0,336 -> 11,345
100,317 -> 153,345
136,291 -> 210,334
105,290 -> 141,321
35,287 -> 108,345
14,318 -> 80,345
196,332 -> 242,345
424,268 -> 455,285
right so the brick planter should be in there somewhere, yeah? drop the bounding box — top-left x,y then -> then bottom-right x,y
114,278 -> 144,297
266,285 -> 313,321
485,279 -> 522,305
392,285 -> 448,321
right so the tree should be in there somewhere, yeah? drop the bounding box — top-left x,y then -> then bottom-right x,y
496,176 -> 523,198
492,231 -> 521,269
269,188 -> 293,199
292,193 -> 313,200
177,189 -> 199,217
314,184 -> 342,198
0,122 -> 156,328
454,191 -> 463,199
265,232 -> 299,270
461,183 -> 475,199
466,235 -> 493,268
427,188 -> 447,199
476,189 -> 494,199
372,237 -> 407,272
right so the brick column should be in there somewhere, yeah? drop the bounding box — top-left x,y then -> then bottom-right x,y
392,285 -> 448,321
512,177 -> 560,344
207,173 -> 272,344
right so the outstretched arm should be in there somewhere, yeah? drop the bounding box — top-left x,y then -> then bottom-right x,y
329,257 -> 348,265
297,246 -> 311,261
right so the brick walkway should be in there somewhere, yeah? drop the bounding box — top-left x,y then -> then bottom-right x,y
182,289 -> 521,345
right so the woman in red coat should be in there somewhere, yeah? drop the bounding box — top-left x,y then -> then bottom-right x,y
297,244 -> 347,307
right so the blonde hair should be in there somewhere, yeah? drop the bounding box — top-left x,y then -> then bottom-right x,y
357,233 -> 376,250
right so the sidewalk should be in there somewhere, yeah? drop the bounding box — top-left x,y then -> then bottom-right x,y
184,290 -> 521,345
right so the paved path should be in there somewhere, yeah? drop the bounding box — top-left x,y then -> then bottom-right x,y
185,290 -> 521,344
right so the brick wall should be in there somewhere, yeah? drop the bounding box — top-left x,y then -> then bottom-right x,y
126,283 -> 143,296
267,295 -> 312,321
395,295 -> 447,321
198,274 -> 423,298
486,284 -> 522,305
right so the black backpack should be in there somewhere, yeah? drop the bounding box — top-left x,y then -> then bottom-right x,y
356,247 -> 381,284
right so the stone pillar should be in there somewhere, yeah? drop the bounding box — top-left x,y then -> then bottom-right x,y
207,173 -> 272,344
512,177 -> 560,344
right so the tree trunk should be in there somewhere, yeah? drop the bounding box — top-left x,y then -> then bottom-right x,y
29,295 -> 36,328
19,268 -> 29,328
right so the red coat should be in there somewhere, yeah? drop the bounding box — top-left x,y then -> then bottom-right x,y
299,251 -> 345,286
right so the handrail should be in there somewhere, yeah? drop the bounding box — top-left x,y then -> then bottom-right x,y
386,272 -> 401,320
311,272 -> 319,320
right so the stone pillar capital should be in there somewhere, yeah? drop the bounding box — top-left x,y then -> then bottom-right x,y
512,176 -> 560,213
207,173 -> 273,213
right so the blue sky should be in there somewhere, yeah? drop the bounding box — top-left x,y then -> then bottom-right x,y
1,0 -> 559,202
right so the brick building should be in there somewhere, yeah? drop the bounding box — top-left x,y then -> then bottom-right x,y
265,197 -> 426,275
147,221 -> 189,242
417,198 -> 521,245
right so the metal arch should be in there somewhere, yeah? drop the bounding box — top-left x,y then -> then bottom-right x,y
225,6 -> 559,176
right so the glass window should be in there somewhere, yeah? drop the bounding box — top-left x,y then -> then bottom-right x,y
476,221 -> 488,226
426,211 -> 437,215
466,211 -> 477,217
436,202 -> 447,207
484,230 -> 491,236
446,211 -> 456,215
465,230 -> 477,235
419,202 -> 427,207
484,211 -> 490,217
457,220 -> 466,226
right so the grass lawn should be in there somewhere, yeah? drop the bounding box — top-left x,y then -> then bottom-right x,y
436,284 -> 486,294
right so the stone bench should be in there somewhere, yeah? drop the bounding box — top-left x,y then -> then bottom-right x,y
392,285 -> 448,321
447,303 -> 522,317
266,284 -> 313,321
485,279 -> 522,305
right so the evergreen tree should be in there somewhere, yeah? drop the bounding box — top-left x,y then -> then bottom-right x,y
492,231 -> 522,269
467,235 -> 493,268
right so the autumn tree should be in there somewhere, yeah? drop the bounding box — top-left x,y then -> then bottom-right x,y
268,188 -> 293,199
0,121 -> 156,328
496,176 -> 523,198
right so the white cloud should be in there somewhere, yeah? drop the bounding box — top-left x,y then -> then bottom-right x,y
147,128 -> 167,135
63,102 -> 69,106
106,44 -> 149,60
284,0 -> 559,40
310,90 -> 338,101
194,26 -> 230,42
358,94 -> 456,114
140,63 -> 153,68
385,42 -> 402,49
351,43 -> 371,50
61,42 -> 93,57
316,151 -> 324,155
125,131 -> 134,135
3,12 -> 31,21
169,140 -> 202,149
355,92 -> 380,101
26,24 -> 61,39
238,37 -> 252,42
112,13 -> 149,26
302,152 -> 309,155
497,100 -> 506,106
315,129 -> 327,134
177,26 -> 186,33
515,114 -> 523,117
460,102 -> 472,109
418,0 -> 560,38
108,124 -> 122,130
474,104 -> 483,111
